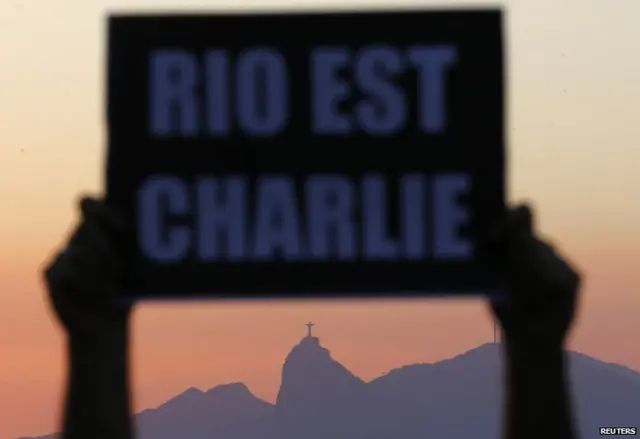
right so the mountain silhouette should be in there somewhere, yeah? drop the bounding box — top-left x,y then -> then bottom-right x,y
276,335 -> 371,439
135,383 -> 274,439
18,337 -> 640,439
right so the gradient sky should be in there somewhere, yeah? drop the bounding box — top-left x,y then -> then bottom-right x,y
1,0 -> 639,438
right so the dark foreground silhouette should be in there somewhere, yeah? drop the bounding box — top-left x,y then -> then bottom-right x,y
20,338 -> 640,439
42,198 -> 582,439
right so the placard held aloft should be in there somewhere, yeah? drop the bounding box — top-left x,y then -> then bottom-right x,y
106,9 -> 505,299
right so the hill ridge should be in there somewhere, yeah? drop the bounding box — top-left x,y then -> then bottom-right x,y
16,341 -> 640,439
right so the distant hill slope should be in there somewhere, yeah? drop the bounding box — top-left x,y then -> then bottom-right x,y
19,338 -> 640,439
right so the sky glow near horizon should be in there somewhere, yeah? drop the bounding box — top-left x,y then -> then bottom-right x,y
1,0 -> 639,437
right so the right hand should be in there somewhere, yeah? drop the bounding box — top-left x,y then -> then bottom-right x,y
486,205 -> 581,351
43,197 -> 130,342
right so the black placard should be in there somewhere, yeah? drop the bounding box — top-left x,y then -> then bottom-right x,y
106,9 -> 505,299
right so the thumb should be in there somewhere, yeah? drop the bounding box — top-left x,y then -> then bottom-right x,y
505,204 -> 534,238
481,204 -> 534,264
79,197 -> 125,233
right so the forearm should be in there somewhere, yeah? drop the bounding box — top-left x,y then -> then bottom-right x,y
63,328 -> 133,439
502,343 -> 578,439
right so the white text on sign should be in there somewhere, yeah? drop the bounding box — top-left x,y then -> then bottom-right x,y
137,173 -> 471,262
148,45 -> 457,137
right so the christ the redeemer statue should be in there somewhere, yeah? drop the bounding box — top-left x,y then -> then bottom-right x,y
305,322 -> 314,337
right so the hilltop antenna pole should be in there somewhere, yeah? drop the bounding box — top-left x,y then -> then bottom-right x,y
493,320 -> 497,344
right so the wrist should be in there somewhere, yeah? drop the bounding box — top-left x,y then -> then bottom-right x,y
68,326 -> 128,358
502,340 -> 576,439
505,343 -> 566,382
503,334 -> 564,358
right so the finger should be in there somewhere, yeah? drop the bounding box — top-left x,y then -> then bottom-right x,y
46,201 -> 123,302
505,237 -> 576,307
70,218 -> 122,276
504,235 -> 551,295
68,199 -> 124,272
479,204 -> 533,262
504,204 -> 533,239
79,197 -> 125,234
542,245 -> 581,296
47,251 -> 122,305
44,250 -> 66,290
46,246 -> 105,297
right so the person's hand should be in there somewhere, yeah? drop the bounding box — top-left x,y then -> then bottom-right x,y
43,197 -> 130,344
487,205 -> 581,350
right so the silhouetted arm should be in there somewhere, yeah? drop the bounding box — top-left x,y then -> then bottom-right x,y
62,327 -> 133,439
44,198 -> 134,439
488,205 -> 581,439
502,342 -> 577,439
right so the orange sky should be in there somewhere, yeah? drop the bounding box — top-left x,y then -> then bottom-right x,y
2,0 -> 640,438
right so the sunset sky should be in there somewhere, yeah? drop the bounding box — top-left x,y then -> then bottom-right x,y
1,0 -> 639,438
